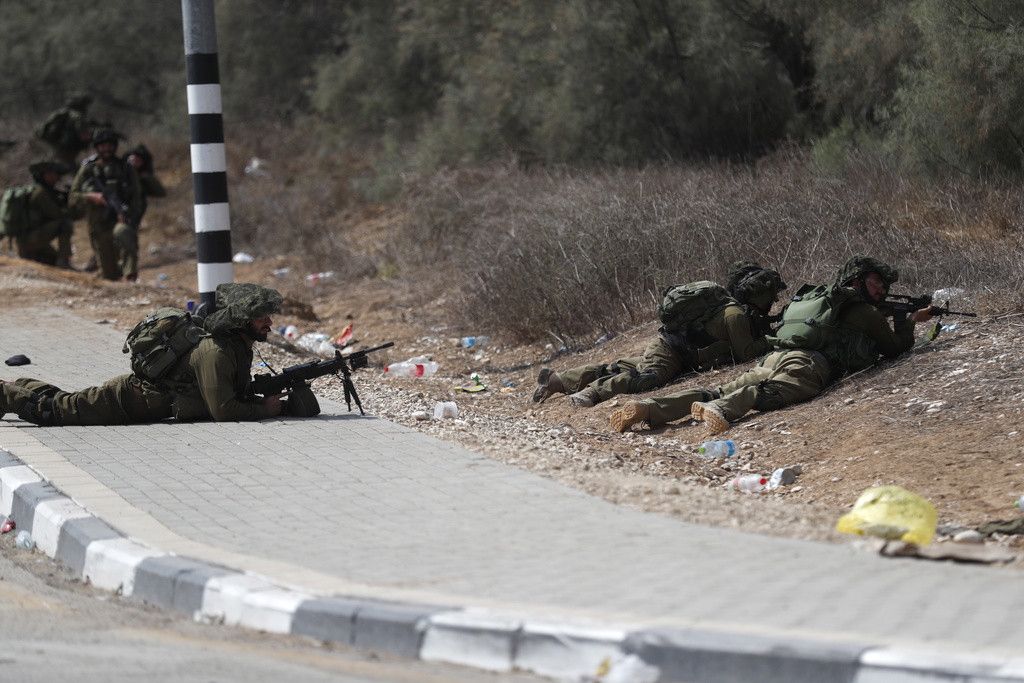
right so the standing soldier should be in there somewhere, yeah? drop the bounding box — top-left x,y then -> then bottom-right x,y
532,263 -> 787,408
35,93 -> 96,166
14,161 -> 78,268
70,129 -> 142,282
124,144 -> 167,224
608,256 -> 935,434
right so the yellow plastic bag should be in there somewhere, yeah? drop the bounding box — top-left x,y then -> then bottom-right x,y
836,485 -> 937,545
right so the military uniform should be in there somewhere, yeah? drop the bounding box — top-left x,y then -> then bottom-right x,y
125,145 -> 166,223
70,151 -> 142,280
554,302 -> 772,404
0,284 -> 284,426
17,179 -> 75,267
36,96 -> 94,166
614,258 -> 916,431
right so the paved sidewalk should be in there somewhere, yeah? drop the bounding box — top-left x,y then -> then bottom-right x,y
2,309 -> 1024,679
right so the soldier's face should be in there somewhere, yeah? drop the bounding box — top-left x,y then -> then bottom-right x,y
95,142 -> 116,160
863,273 -> 887,302
248,315 -> 273,342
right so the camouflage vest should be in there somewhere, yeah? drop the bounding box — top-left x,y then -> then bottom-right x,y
768,284 -> 879,373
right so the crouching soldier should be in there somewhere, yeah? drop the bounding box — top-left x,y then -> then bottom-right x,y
12,161 -> 78,268
0,284 -> 312,426
532,262 -> 787,408
608,256 -> 935,434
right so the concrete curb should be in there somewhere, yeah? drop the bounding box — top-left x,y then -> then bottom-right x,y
1,447 -> 1023,682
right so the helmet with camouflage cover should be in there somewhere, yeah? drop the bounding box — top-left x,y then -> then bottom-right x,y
834,255 -> 899,288
28,160 -> 74,183
203,283 -> 283,335
725,261 -> 788,312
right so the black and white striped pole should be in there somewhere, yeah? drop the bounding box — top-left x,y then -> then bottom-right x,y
182,0 -> 232,311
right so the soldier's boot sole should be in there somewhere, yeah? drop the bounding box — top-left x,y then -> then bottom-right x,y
531,368 -> 565,404
609,402 -> 650,433
691,401 -> 729,436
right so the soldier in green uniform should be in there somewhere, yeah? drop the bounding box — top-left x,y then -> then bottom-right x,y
0,284 -> 289,425
15,161 -> 78,268
124,144 -> 167,223
70,129 -> 143,282
608,256 -> 935,433
532,263 -> 787,408
36,94 -> 96,166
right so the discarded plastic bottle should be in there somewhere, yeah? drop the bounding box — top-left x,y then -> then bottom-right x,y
730,474 -> 768,493
278,325 -> 300,341
433,401 -> 458,420
697,439 -> 736,458
460,336 -> 490,349
15,530 -> 33,550
385,360 -> 439,378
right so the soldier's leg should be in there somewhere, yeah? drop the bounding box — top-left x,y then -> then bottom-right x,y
14,235 -> 58,266
579,337 -> 690,405
558,360 -> 628,394
8,375 -> 166,426
609,387 -> 718,432
113,221 -> 138,280
56,219 -> 73,267
90,226 -> 120,281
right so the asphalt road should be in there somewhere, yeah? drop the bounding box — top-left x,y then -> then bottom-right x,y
0,535 -> 542,683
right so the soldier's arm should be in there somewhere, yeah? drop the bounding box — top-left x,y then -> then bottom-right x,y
191,344 -> 273,421
848,303 -> 915,358
68,165 -> 88,211
700,306 -> 771,366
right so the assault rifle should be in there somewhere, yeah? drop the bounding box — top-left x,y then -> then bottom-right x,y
879,293 -> 976,340
84,177 -> 135,227
251,342 -> 394,415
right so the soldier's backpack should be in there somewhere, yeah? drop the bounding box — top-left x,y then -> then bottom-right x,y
657,281 -> 733,334
768,283 -> 877,371
0,185 -> 35,239
123,308 -> 207,383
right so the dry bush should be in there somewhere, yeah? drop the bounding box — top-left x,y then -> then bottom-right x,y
397,150 -> 1024,345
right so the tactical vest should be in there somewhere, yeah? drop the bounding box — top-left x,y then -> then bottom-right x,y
657,281 -> 734,337
768,284 -> 879,373
123,308 -> 207,385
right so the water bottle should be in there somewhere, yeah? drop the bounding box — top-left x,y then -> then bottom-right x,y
697,439 -> 736,458
278,325 -> 300,341
385,360 -> 439,378
433,401 -> 458,419
15,530 -> 34,550
730,474 -> 768,493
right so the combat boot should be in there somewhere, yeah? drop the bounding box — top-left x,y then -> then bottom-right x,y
609,401 -> 650,433
568,387 -> 601,408
531,368 -> 566,403
691,401 -> 729,436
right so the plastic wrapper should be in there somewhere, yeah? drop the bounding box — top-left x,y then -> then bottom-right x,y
836,485 -> 937,545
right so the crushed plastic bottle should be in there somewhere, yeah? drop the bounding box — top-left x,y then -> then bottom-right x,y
296,332 -> 330,353
460,336 -> 490,349
433,401 -> 458,420
385,358 -> 439,378
730,474 -> 768,493
768,465 -> 801,490
304,271 -> 335,286
15,530 -> 33,550
697,439 -> 736,458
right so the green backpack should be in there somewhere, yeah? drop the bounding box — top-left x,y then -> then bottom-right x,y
769,283 -> 877,370
123,308 -> 207,383
657,281 -> 733,334
0,185 -> 35,239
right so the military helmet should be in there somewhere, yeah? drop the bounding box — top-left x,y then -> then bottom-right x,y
28,160 -> 74,182
91,128 -> 121,146
66,92 -> 92,111
834,255 -> 899,288
203,283 -> 284,335
125,144 -> 153,172
725,261 -> 788,304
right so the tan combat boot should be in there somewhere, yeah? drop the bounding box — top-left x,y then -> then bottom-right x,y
691,401 -> 729,436
609,401 -> 650,433
531,368 -> 566,403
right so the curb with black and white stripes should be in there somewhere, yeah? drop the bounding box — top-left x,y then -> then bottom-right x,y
1,446 -> 1022,682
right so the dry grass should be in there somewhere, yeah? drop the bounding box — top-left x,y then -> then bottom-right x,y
395,149 -> 1024,345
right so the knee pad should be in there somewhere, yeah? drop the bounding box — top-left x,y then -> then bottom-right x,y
752,381 -> 786,412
